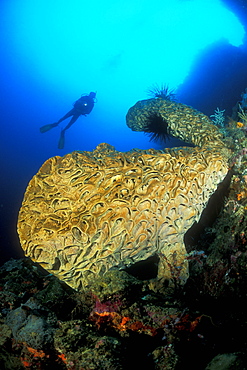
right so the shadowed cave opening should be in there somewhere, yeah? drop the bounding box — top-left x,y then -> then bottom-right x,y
143,112 -> 195,147
143,114 -> 170,143
124,254 -> 159,280
52,257 -> 61,271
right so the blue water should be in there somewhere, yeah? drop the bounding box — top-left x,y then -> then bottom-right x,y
1,0 -> 247,264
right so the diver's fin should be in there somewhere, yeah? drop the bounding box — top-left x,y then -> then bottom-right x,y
58,130 -> 65,149
40,122 -> 58,133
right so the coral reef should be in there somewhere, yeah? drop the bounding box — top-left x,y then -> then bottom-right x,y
126,98 -> 227,151
1,256 -> 247,369
239,88 -> 247,112
188,103 -> 247,301
210,107 -> 225,128
17,98 -> 232,291
18,139 -> 228,290
4,89 -> 247,369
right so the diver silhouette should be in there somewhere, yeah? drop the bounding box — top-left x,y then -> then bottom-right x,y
40,92 -> 97,149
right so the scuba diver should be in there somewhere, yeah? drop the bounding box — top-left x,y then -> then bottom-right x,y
40,92 -> 97,149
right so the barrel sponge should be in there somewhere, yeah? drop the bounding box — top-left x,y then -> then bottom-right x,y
126,98 -> 226,150
17,140 -> 229,291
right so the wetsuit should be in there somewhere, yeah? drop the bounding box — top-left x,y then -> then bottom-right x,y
40,92 -> 96,149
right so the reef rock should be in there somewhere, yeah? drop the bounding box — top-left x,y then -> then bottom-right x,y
17,99 -> 230,290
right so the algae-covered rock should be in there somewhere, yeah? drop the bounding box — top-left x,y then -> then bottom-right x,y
152,344 -> 179,370
0,321 -> 23,370
54,319 -> 92,353
73,336 -> 122,370
5,297 -> 57,349
87,269 -> 143,302
54,322 -> 123,370
205,353 -> 246,370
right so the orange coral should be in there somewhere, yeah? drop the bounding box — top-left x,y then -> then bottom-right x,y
57,352 -> 67,364
26,346 -> 46,358
21,359 -> 31,368
237,191 -> 247,201
90,310 -> 157,336
236,121 -> 244,128
237,192 -> 244,201
20,345 -> 49,369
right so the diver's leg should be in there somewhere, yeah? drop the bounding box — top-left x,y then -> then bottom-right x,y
56,109 -> 75,124
58,129 -> 65,149
57,114 -> 80,149
62,114 -> 81,131
40,109 -> 75,133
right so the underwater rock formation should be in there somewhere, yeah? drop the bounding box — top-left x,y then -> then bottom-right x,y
17,99 -> 230,291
